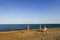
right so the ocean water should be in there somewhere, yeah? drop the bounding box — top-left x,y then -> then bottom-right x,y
0,24 -> 60,31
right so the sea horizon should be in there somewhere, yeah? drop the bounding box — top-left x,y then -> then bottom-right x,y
0,24 -> 60,31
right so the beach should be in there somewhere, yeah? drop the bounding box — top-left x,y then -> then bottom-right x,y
0,28 -> 60,40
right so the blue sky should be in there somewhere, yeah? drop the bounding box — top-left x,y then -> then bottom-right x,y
0,0 -> 60,24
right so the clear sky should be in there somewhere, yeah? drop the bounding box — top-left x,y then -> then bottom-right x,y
0,0 -> 60,24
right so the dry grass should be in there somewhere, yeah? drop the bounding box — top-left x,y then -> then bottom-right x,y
0,28 -> 60,40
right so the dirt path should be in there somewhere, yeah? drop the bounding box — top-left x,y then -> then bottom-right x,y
0,28 -> 60,40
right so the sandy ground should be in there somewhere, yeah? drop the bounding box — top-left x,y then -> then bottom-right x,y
0,28 -> 60,40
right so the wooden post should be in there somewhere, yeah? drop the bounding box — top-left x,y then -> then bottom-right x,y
40,25 -> 41,30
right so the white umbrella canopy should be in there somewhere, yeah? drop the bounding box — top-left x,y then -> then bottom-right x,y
43,25 -> 47,32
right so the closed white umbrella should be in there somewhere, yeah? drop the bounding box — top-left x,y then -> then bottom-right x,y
27,25 -> 30,32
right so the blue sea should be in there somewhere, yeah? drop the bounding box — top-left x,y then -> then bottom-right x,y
0,24 -> 60,31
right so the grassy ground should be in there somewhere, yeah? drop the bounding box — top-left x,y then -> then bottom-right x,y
0,28 -> 60,40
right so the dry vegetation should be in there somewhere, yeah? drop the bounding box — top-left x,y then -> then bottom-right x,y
0,28 -> 60,40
